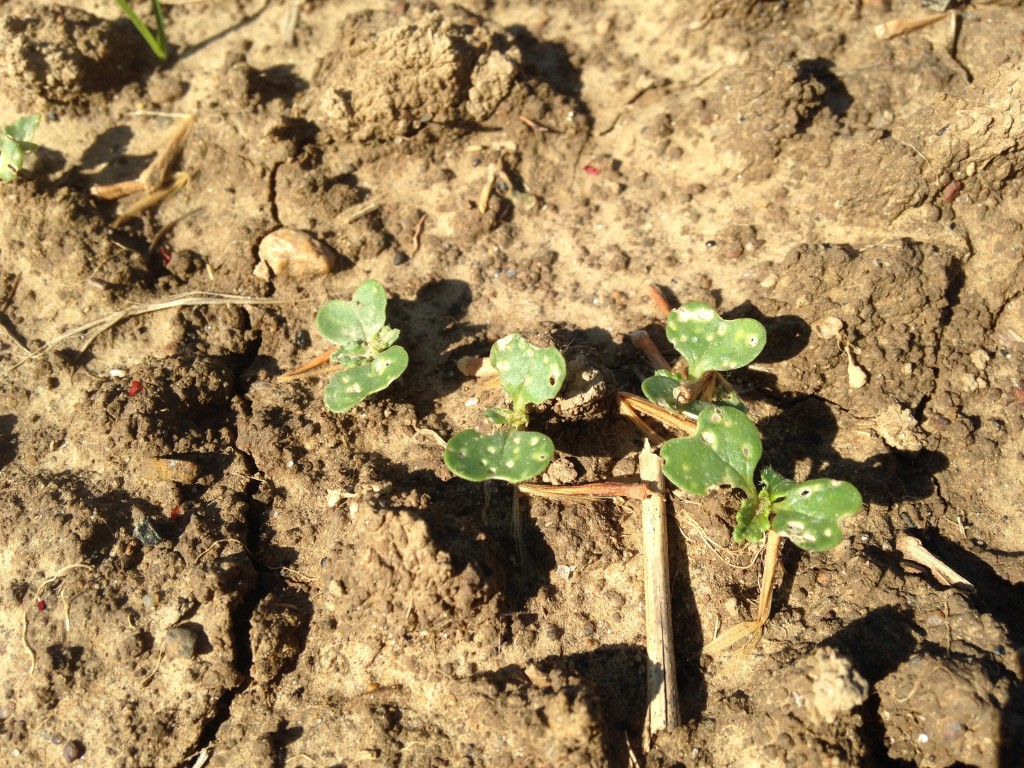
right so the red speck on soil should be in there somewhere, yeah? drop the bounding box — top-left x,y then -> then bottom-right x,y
36,600 -> 46,611
584,164 -> 600,176
128,380 -> 143,397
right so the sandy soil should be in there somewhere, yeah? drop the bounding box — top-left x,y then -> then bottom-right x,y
1,0 -> 1023,766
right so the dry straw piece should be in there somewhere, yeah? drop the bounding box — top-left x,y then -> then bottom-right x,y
874,11 -> 950,40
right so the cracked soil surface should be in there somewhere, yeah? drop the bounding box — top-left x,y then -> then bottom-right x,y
1,0 -> 1023,766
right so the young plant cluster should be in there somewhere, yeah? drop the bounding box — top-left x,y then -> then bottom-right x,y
310,283 -> 860,553
314,279 -> 408,413
645,302 -> 861,551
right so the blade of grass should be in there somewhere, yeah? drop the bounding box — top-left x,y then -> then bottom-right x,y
115,0 -> 169,61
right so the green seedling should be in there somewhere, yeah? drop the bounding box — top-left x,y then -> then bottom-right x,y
1,115 -> 40,182
315,279 -> 408,413
445,334 -> 566,483
642,301 -> 766,413
661,404 -> 861,551
115,0 -> 169,62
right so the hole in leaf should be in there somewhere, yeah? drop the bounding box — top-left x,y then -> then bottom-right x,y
798,488 -> 813,498
741,446 -> 752,457
700,431 -> 715,445
747,336 -> 760,347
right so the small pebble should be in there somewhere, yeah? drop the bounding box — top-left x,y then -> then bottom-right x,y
165,626 -> 200,659
62,740 -> 84,762
256,228 -> 338,279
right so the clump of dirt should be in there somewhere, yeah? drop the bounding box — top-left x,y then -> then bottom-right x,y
714,43 -> 828,181
878,652 -> 1011,767
0,2 -> 151,112
831,62 -> 1024,222
311,8 -> 523,143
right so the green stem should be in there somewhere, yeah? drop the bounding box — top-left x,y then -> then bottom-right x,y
115,0 -> 169,61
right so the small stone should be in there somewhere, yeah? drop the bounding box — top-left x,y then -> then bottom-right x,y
969,349 -> 990,372
165,625 -> 200,659
257,228 -> 338,279
812,316 -> 844,340
62,740 -> 84,762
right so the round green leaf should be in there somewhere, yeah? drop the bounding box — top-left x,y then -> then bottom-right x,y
661,404 -> 761,497
771,479 -> 861,551
444,429 -> 555,483
665,301 -> 766,380
323,345 -> 408,413
316,279 -> 389,347
490,334 -> 566,411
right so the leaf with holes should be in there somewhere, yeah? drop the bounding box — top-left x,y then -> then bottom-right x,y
444,429 -> 556,483
323,345 -> 408,413
665,301 -> 766,380
661,404 -> 761,498
769,477 -> 862,551
490,334 -> 566,418
316,279 -> 397,365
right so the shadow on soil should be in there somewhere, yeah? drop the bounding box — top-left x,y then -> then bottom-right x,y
757,394 -> 949,507
825,605 -> 921,768
915,530 -> 1024,768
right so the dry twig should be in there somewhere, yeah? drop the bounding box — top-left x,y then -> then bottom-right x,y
641,441 -> 680,744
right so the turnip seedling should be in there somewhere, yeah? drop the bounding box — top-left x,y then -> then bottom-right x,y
1,115 -> 40,182
445,334 -> 566,483
642,301 -> 766,413
314,279 -> 408,413
661,404 -> 861,551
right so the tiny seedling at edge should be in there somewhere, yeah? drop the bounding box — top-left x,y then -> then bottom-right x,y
314,279 -> 408,413
1,115 -> 40,182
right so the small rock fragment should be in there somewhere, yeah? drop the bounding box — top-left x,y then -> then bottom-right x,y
257,228 -> 338,279
812,316 -> 844,340
62,740 -> 84,762
165,625 -> 200,659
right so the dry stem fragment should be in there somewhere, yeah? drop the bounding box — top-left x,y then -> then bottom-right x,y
896,534 -> 974,590
874,11 -> 950,40
641,441 -> 680,744
703,530 -> 782,656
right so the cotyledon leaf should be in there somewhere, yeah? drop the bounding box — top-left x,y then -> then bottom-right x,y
770,478 -> 862,551
323,345 -> 408,413
641,371 -> 690,413
665,301 -> 766,380
661,404 -> 762,498
316,279 -> 390,348
444,429 -> 555,483
489,334 -> 566,412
